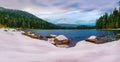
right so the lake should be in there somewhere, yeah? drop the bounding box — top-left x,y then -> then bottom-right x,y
23,29 -> 120,42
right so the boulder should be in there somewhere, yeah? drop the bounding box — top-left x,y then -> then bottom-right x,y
30,35 -> 43,39
54,35 -> 69,45
46,34 -> 57,38
22,32 -> 43,39
22,32 -> 32,36
55,35 -> 68,40
88,36 -> 97,39
86,36 -> 109,44
86,36 -> 97,43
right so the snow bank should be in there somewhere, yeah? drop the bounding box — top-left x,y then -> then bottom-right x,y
47,38 -> 55,44
0,28 -> 120,62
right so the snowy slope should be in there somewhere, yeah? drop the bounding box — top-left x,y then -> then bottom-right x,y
0,28 -> 120,62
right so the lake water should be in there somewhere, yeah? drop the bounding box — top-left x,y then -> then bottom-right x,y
23,29 -> 120,42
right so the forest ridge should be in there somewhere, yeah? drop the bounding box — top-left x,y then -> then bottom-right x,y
0,7 -> 56,29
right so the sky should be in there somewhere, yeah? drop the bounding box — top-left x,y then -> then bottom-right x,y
0,0 -> 119,25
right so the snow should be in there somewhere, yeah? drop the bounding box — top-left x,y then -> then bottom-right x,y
47,38 -> 55,44
0,28 -> 120,62
56,45 -> 69,48
55,35 -> 68,40
88,35 -> 97,39
50,34 -> 57,37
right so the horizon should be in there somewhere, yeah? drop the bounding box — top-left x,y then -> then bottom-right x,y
0,0 -> 119,25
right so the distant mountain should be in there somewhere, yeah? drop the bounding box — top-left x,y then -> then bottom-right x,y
0,7 -> 56,29
56,24 -> 78,28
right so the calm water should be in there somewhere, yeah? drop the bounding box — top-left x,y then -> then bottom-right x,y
23,29 -> 120,42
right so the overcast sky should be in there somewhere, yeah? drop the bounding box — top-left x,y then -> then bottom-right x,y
0,0 -> 119,25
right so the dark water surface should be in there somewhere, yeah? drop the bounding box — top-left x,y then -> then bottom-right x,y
23,29 -> 120,42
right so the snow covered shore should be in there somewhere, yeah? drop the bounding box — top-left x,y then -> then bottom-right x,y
0,28 -> 120,62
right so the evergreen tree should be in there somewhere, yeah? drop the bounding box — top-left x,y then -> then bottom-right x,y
0,7 -> 57,29
96,1 -> 120,29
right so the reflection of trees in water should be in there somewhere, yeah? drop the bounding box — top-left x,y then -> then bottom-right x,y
97,30 -> 120,41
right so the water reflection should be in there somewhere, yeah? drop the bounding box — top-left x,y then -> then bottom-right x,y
23,29 -> 120,42
97,30 -> 120,41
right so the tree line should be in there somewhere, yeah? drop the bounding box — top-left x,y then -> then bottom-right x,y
96,6 -> 120,29
0,7 -> 96,29
0,7 -> 57,29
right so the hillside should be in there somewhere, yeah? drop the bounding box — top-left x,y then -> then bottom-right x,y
0,7 -> 56,29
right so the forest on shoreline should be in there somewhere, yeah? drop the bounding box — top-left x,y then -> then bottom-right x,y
0,7 -> 57,29
96,2 -> 120,29
1,5 -> 120,30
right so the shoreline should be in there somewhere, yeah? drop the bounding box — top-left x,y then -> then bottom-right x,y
6,27 -> 120,31
103,29 -> 120,30
0,28 -> 120,62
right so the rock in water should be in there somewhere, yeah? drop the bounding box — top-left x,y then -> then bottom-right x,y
54,35 -> 69,45
55,35 -> 68,40
86,36 -> 109,44
46,34 -> 57,38
88,36 -> 97,39
86,36 -> 97,43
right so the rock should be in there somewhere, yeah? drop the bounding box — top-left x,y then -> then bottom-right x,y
54,39 -> 63,45
55,35 -> 68,40
88,36 -> 97,39
22,32 -> 32,36
86,36 -> 109,44
30,35 -> 43,39
86,36 -> 97,43
22,32 -> 43,39
50,34 -> 57,37
54,35 -> 69,45
46,34 -> 57,38
4,29 -> 8,32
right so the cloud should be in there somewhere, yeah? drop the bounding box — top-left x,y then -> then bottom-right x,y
64,3 -> 80,9
0,0 -> 118,13
0,0 -> 119,25
38,10 -> 103,25
56,19 -> 73,24
30,0 -> 48,7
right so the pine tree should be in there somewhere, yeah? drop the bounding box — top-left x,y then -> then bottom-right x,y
0,7 -> 57,29
96,1 -> 120,29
